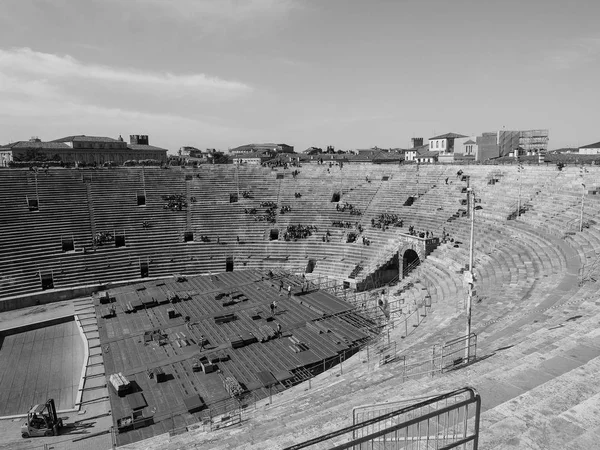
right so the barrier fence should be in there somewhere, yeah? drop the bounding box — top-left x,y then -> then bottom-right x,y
283,387 -> 481,450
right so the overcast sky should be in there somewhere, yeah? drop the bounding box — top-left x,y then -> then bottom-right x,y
1,0 -> 599,152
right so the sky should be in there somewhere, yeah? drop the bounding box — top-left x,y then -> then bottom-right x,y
1,0 -> 599,153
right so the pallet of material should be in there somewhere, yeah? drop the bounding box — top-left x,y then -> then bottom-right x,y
141,296 -> 156,307
214,313 -> 236,325
240,331 -> 258,345
109,372 -> 131,397
288,336 -> 309,353
223,376 -> 244,398
229,336 -> 245,349
257,325 -> 276,342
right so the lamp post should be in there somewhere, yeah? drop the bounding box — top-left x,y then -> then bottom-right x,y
580,183 -> 586,232
516,161 -> 523,219
579,165 -> 588,232
465,187 -> 476,361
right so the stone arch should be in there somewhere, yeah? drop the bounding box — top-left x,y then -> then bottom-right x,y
402,248 -> 420,277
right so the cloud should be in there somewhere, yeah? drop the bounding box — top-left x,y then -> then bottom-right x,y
0,47 -> 252,100
0,94 -> 237,150
122,0 -> 300,23
0,48 -> 249,148
545,36 -> 600,70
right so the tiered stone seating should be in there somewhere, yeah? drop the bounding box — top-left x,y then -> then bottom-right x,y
0,164 -> 598,305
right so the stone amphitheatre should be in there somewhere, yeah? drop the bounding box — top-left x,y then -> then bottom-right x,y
1,162 -> 599,450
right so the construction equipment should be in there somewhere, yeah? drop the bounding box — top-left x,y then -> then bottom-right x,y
21,399 -> 63,438
116,409 -> 154,433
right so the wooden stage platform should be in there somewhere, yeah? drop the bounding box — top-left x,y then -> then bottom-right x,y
95,269 -> 374,446
0,317 -> 85,416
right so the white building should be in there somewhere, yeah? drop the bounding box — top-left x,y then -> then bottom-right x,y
579,141 -> 600,155
428,132 -> 467,154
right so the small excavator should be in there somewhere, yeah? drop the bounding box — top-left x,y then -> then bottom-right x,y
21,399 -> 64,438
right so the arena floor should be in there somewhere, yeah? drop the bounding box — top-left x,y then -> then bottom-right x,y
0,318 -> 85,416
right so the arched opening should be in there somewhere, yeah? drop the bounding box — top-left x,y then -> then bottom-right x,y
403,249 -> 420,277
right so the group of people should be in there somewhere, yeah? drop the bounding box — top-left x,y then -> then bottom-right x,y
371,213 -> 403,229
28,164 -> 51,175
336,202 -> 361,215
93,231 -> 114,246
346,232 -> 359,243
280,205 -> 292,215
407,225 -> 433,239
284,224 -> 316,241
161,194 -> 187,211
244,208 -> 258,215
294,192 -> 302,198
331,220 -> 355,229
241,190 -> 252,199
141,221 -> 150,229
253,213 -> 277,223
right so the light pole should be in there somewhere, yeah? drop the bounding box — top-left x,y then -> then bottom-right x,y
580,183 -> 586,232
579,165 -> 588,232
465,187 -> 476,362
516,161 -> 523,219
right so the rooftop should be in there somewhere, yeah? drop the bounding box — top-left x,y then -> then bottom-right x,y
52,135 -> 121,143
3,140 -> 71,150
579,141 -> 600,149
128,144 -> 168,152
429,132 -> 468,140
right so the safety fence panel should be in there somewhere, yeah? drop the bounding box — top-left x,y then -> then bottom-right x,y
441,333 -> 477,372
283,387 -> 481,450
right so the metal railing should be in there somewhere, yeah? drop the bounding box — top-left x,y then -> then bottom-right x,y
283,387 -> 481,450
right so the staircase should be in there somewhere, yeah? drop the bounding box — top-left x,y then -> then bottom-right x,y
85,182 -> 97,245
186,179 -> 192,231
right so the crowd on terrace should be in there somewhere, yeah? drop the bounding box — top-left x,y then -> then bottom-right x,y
162,194 -> 187,211
284,224 -> 317,241
336,202 -> 362,215
93,231 -> 114,246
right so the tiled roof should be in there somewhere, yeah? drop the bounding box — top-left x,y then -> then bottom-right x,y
579,141 -> 600,149
128,144 -> 168,152
52,135 -> 120,143
429,132 -> 468,140
235,152 -> 269,159
416,150 -> 439,158
372,151 -> 404,161
463,139 -> 476,145
410,144 -> 430,153
6,141 -> 71,150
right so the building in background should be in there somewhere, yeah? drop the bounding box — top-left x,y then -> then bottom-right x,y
475,129 -> 549,161
476,132 -> 500,161
3,134 -> 167,165
230,143 -> 294,154
428,132 -> 467,163
428,133 -> 468,154
0,146 -> 14,167
578,141 -> 600,154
